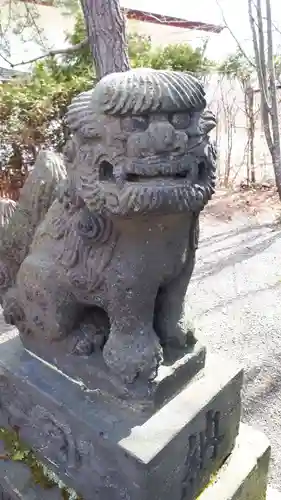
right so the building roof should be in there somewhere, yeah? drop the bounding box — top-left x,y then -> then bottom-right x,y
20,0 -> 224,34
125,8 -> 224,33
0,67 -> 29,82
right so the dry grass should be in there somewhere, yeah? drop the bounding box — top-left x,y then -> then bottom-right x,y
204,184 -> 280,222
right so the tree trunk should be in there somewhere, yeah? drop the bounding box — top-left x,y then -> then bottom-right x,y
266,0 -> 281,197
79,0 -> 130,80
245,88 -> 251,185
248,0 -> 281,199
248,0 -> 273,150
247,86 -> 256,184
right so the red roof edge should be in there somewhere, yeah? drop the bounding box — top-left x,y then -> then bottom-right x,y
18,1 -> 224,34
125,8 -> 224,33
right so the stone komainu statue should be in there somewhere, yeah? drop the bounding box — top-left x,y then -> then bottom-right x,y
0,150 -> 67,302
3,69 -> 217,384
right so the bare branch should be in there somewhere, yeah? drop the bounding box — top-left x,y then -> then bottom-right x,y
215,0 -> 256,69
24,2 -> 48,50
248,0 -> 271,123
256,0 -> 269,101
8,38 -> 88,67
0,52 -> 13,67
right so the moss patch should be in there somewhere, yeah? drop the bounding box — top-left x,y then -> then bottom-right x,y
196,473 -> 217,498
0,426 -> 82,499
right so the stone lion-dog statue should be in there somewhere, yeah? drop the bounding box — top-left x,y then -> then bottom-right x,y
3,69 -> 217,384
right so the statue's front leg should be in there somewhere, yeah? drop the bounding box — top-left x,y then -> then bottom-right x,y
103,274 -> 163,384
154,215 -> 199,349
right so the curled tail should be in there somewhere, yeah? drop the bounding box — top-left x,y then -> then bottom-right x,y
0,150 -> 67,299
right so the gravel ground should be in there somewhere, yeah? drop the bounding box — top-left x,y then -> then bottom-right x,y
187,212 -> 281,489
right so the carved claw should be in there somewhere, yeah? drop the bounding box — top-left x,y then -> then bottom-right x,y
71,321 -> 107,356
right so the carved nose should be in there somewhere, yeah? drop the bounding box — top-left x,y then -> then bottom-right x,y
148,122 -> 177,153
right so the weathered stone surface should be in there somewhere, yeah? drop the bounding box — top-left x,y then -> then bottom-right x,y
0,425 -> 274,500
20,330 -> 206,407
0,426 -> 273,500
199,424 -> 271,500
3,69 -> 217,388
0,333 -> 242,500
0,150 -> 66,303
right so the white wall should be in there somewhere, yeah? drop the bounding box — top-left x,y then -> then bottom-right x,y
206,75 -> 277,185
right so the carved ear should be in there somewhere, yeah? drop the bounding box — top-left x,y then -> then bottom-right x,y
199,109 -> 217,135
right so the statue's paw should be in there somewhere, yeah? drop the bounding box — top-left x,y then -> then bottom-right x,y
71,322 -> 107,356
71,335 -> 94,356
103,326 -> 163,384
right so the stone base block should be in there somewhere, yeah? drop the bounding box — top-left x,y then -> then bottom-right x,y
0,425 -> 272,500
199,424 -> 270,500
22,330 -> 206,410
5,327 -> 206,411
0,332 -> 243,500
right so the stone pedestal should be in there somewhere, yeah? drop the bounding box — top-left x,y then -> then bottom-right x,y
0,330 -> 272,500
0,329 -> 241,500
200,424 -> 271,500
0,424 -> 272,500
19,331 -> 206,411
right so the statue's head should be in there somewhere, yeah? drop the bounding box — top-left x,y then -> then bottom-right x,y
65,69 -> 217,216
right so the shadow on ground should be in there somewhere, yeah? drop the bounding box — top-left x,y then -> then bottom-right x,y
194,222 -> 281,282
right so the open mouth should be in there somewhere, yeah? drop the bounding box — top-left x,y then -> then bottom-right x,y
125,171 -> 188,183
99,158 -> 191,184
99,160 -> 115,181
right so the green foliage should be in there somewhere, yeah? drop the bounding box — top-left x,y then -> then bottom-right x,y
274,55 -> 281,83
218,49 -> 281,87
217,50 -> 254,85
143,43 -> 212,73
128,33 -> 212,73
0,60 -> 93,161
0,12 -> 212,168
64,11 -> 213,74
63,12 -> 93,71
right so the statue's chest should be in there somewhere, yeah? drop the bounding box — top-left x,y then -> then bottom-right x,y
114,214 -> 193,280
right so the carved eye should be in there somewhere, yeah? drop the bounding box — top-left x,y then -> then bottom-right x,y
132,116 -> 149,131
121,115 -> 149,133
168,113 -> 191,130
